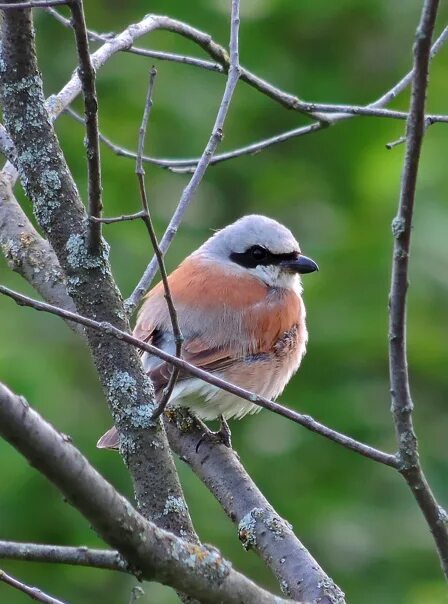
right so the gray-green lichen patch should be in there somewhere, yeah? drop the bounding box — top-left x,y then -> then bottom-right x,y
238,508 -> 290,551
169,540 -> 231,585
437,506 -> 448,526
107,371 -> 156,429
280,579 -> 291,597
0,41 -> 5,74
391,216 -> 406,238
264,511 -> 288,541
317,578 -> 346,604
163,495 -> 187,517
66,233 -> 110,271
1,238 -> 22,270
238,507 -> 263,550
107,371 -> 137,407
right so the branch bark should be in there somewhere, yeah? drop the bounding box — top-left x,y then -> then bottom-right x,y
0,0 -> 197,549
0,569 -> 66,604
388,0 -> 448,579
0,541 -> 127,572
0,382 -> 293,604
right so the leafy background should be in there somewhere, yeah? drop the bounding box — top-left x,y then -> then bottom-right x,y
1,1 -> 448,602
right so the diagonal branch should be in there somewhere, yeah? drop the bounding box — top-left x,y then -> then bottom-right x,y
0,282 -> 398,470
134,67 -> 183,420
0,569 -> 66,604
165,410 -> 345,602
388,0 -> 448,579
0,383 -> 292,604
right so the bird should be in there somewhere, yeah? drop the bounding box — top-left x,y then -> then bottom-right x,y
97,214 -> 318,450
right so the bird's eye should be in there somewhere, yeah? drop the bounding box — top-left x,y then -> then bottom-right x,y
250,246 -> 268,261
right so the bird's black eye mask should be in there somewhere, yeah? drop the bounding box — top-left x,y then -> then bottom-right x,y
230,245 -> 298,269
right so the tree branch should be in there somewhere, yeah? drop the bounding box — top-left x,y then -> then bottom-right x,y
388,0 -> 448,579
0,569 -> 67,604
134,67 -> 183,420
0,5 -> 347,599
68,0 -> 103,252
0,541 -> 127,572
0,0 -> 197,549
0,383 -> 293,604
0,283 -> 398,470
47,7 -> 224,73
0,0 -> 67,7
165,410 -> 345,602
125,2 -> 242,312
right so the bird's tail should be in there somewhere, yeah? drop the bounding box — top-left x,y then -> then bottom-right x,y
97,426 -> 119,450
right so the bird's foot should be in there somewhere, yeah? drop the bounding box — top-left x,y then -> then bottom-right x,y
195,415 -> 232,453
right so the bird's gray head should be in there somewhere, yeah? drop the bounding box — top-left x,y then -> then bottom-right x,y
195,215 -> 318,290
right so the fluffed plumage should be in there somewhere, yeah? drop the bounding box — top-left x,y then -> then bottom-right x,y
98,214 -> 318,449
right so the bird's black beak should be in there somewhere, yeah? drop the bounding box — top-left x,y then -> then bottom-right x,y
280,254 -> 319,274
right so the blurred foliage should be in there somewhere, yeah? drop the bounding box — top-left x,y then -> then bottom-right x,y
1,1 -> 448,602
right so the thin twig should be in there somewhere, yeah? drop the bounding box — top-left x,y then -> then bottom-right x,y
389,0 -> 448,580
90,211 -> 146,224
134,67 -> 184,420
0,283 -> 398,468
0,569 -> 67,604
0,0 -> 68,7
0,541 -> 127,572
69,0 -> 103,252
125,2 -> 242,313
47,8 -> 224,73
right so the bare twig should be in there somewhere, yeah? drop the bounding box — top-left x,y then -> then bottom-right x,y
0,541 -> 127,572
0,283 -> 398,468
126,1 -> 242,312
47,8 -> 224,73
0,383 -> 292,604
389,0 -> 448,579
0,569 -> 67,604
134,67 -> 184,420
90,211 -> 146,224
69,0 -> 103,252
0,0 -> 67,7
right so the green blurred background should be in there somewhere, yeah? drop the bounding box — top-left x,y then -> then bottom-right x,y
1,0 -> 448,602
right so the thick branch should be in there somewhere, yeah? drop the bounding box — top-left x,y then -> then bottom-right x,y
0,383 -> 292,604
388,0 -> 448,579
0,2 -> 196,545
0,175 -> 82,333
165,411 -> 345,603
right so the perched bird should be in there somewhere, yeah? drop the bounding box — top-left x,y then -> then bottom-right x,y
98,214 -> 318,449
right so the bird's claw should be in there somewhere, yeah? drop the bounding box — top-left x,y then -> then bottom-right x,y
195,415 -> 232,453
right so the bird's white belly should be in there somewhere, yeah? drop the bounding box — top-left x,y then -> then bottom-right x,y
169,377 -> 261,420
